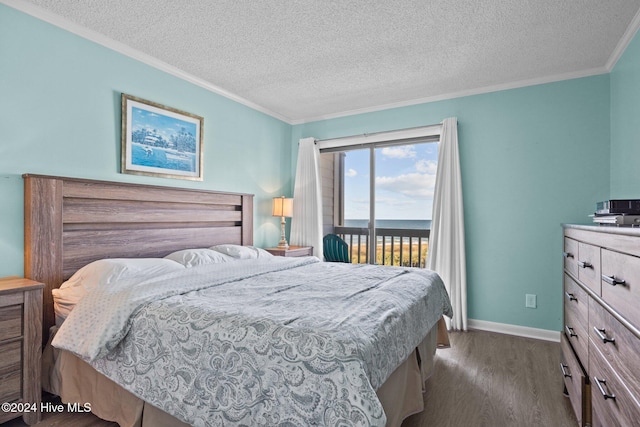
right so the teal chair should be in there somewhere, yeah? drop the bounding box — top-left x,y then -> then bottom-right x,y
323,234 -> 350,263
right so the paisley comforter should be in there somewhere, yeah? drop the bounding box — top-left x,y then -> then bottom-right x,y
53,257 -> 452,426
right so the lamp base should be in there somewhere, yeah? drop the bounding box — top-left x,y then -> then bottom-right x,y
278,217 -> 289,249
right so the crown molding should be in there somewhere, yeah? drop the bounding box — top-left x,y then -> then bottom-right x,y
2,0 -> 626,126
1,0 -> 293,124
605,6 -> 640,72
291,66 -> 609,124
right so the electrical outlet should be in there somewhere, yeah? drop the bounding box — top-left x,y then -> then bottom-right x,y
526,294 -> 537,308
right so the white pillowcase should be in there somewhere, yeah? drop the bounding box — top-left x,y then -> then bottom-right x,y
52,258 -> 184,326
209,244 -> 274,259
164,248 -> 236,267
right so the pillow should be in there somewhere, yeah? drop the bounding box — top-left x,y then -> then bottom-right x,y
164,248 -> 236,267
209,244 -> 274,259
52,258 -> 184,325
53,286 -> 84,327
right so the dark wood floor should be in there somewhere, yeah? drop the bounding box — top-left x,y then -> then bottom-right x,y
5,330 -> 577,427
402,330 -> 578,427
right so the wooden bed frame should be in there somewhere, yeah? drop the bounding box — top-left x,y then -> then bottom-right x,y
22,174 -> 449,427
23,174 -> 254,343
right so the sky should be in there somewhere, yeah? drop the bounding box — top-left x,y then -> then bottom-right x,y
132,106 -> 198,142
343,142 -> 438,220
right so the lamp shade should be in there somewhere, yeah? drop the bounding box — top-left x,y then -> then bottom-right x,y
272,196 -> 293,217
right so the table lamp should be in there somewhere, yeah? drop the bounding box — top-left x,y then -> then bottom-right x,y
272,196 -> 293,248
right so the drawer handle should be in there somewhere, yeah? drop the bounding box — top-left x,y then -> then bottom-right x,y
565,325 -> 577,338
594,377 -> 616,401
601,275 -> 626,287
578,261 -> 592,269
564,292 -> 577,302
594,327 -> 615,344
563,252 -> 574,259
560,363 -> 572,378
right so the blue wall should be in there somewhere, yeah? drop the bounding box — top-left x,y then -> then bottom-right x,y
610,29 -> 640,197
0,5 -> 292,277
293,76 -> 611,332
3,4 -> 636,333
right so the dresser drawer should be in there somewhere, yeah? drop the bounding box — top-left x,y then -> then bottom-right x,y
591,408 -> 604,427
0,277 -> 44,425
601,248 -> 640,329
0,305 -> 22,341
589,299 -> 640,402
577,242 -> 601,296
0,368 -> 22,403
560,333 -> 590,426
589,342 -> 640,427
0,339 -> 22,404
565,303 -> 588,365
564,237 -> 579,278
564,274 -> 588,329
0,292 -> 23,308
0,339 -> 22,373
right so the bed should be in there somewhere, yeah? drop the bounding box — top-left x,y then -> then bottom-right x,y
23,174 -> 452,427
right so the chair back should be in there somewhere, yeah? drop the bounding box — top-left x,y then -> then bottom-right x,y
323,234 -> 350,263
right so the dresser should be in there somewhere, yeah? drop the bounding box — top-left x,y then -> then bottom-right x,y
562,225 -> 640,427
0,277 -> 44,425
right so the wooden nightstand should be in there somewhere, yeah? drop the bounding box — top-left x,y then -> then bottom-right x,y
265,246 -> 313,257
0,277 -> 44,426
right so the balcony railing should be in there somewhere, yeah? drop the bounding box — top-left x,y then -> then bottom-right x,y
334,226 -> 430,268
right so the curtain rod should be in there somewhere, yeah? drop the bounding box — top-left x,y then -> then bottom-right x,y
312,123 -> 442,152
314,124 -> 441,143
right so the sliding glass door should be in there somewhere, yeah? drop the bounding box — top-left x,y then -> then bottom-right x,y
339,141 -> 437,265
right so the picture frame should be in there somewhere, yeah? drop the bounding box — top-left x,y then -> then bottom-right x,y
121,94 -> 204,180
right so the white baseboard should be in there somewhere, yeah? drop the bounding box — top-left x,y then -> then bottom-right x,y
467,319 -> 560,342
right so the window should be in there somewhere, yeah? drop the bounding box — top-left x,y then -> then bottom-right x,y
318,126 -> 440,266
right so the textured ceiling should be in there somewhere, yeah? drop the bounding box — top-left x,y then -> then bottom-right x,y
12,0 -> 640,123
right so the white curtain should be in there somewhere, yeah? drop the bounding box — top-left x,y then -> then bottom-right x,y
426,117 -> 467,331
290,137 -> 324,260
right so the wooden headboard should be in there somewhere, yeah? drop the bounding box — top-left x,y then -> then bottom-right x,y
23,174 -> 254,342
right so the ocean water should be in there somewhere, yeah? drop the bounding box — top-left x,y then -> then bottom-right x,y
344,219 -> 431,229
131,143 -> 196,172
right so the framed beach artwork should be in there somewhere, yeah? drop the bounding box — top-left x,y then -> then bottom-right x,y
121,94 -> 204,180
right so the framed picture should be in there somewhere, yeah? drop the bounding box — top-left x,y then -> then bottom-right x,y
121,94 -> 204,180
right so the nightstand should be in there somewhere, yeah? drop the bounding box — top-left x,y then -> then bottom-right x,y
0,277 -> 44,426
265,246 -> 313,257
